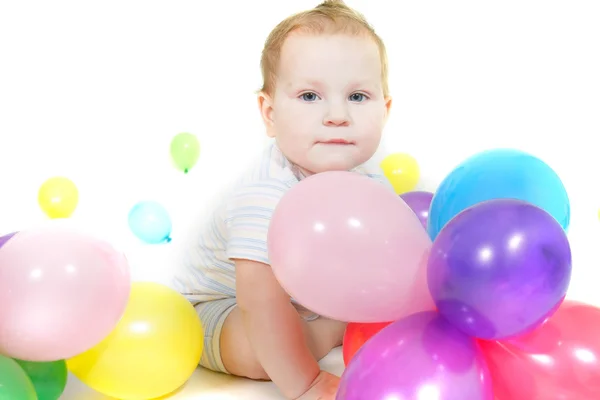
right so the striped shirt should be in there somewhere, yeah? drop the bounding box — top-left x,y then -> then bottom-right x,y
172,141 -> 394,304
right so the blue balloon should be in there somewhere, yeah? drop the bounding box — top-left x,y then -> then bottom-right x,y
427,149 -> 570,240
128,201 -> 172,244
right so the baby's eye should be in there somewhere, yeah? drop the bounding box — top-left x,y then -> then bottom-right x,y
349,93 -> 368,102
300,92 -> 320,102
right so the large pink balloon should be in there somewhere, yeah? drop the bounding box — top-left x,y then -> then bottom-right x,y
0,226 -> 131,361
267,171 -> 434,323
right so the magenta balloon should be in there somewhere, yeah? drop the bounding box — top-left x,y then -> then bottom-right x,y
427,198 -> 572,340
267,171 -> 434,323
0,226 -> 131,361
400,191 -> 434,229
337,311 -> 494,400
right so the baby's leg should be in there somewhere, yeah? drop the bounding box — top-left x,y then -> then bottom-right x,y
194,298 -> 239,374
218,304 -> 346,380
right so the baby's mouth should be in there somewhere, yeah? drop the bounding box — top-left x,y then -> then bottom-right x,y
317,138 -> 355,145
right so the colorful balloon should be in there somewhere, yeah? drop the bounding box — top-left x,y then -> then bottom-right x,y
379,152 -> 420,194
479,300 -> 600,399
0,354 -> 37,400
128,200 -> 172,244
267,171 -> 435,323
67,282 -> 204,400
399,191 -> 433,229
428,199 -> 572,340
342,322 -> 391,366
170,132 -> 200,173
37,176 -> 79,219
0,231 -> 17,249
337,311 -> 494,400
427,148 -> 570,240
14,359 -> 67,400
0,225 -> 131,361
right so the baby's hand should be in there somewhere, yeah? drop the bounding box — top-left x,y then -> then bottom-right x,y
295,370 -> 340,400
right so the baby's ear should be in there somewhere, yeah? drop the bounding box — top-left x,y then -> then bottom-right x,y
257,91 -> 276,137
383,95 -> 393,122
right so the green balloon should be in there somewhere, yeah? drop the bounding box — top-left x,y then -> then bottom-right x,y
14,359 -> 67,400
170,132 -> 200,173
0,355 -> 37,400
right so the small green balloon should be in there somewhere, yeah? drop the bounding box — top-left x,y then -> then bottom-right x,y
14,359 -> 67,400
170,132 -> 200,173
0,355 -> 37,400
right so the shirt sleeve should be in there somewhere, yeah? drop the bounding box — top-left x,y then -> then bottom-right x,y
224,179 -> 290,265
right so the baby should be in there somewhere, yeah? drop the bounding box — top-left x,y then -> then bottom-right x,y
173,1 -> 393,399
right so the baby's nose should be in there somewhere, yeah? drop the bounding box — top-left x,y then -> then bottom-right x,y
324,116 -> 349,126
323,105 -> 350,126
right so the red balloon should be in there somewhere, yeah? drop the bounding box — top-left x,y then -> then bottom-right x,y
478,300 -> 600,399
342,321 -> 391,366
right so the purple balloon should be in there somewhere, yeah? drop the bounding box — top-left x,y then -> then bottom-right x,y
0,232 -> 17,250
336,311 -> 493,400
427,198 -> 572,340
400,191 -> 434,229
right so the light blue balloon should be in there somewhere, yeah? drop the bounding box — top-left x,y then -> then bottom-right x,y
427,148 -> 570,241
128,201 -> 172,244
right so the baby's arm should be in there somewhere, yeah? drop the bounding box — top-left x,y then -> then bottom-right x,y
223,179 -> 340,398
235,258 -> 325,399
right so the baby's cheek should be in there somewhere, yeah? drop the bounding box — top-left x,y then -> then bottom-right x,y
359,126 -> 383,148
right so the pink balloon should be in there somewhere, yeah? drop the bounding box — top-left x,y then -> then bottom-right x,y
0,226 -> 131,361
267,171 -> 434,323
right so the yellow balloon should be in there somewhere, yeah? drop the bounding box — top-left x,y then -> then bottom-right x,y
67,282 -> 203,399
380,153 -> 420,195
38,176 -> 79,218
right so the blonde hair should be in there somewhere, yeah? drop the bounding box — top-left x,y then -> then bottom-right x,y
259,0 -> 389,97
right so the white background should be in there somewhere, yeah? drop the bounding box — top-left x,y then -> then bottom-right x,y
1,1 -> 599,398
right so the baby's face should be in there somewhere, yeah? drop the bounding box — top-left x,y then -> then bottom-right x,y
261,32 -> 392,175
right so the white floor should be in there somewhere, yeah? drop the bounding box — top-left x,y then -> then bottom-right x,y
60,347 -> 345,400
